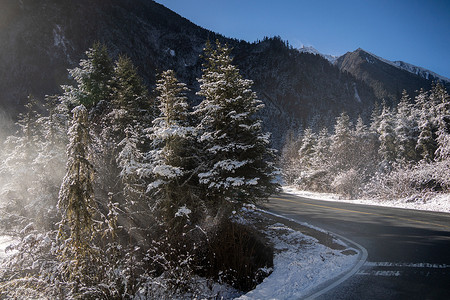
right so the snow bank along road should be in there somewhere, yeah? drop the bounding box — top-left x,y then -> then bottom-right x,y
263,193 -> 450,299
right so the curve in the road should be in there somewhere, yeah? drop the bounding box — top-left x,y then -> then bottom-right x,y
259,208 -> 369,299
264,193 -> 450,299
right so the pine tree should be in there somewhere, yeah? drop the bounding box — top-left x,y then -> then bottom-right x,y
57,105 -> 99,285
415,89 -> 437,161
194,40 -> 279,207
17,95 -> 42,155
298,128 -> 316,169
434,84 -> 450,161
30,95 -> 68,229
395,90 -> 419,163
111,55 -> 149,127
61,43 -> 113,109
370,101 -> 382,133
117,125 -> 146,204
147,70 -> 199,230
311,127 -> 331,169
377,103 -> 397,167
353,116 -> 378,171
280,130 -> 302,184
330,112 -> 353,171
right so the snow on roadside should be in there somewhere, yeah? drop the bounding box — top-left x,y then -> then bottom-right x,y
237,207 -> 359,300
283,186 -> 450,213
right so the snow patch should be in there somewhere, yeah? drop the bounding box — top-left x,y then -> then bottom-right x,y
53,24 -> 72,61
237,215 -> 359,300
175,205 -> 191,218
283,186 -> 450,213
298,46 -> 338,64
353,84 -> 362,103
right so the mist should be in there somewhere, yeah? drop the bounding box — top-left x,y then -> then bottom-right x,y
0,110 -> 14,146
0,107 -> 67,232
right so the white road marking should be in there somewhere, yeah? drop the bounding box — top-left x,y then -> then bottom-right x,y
364,262 -> 450,268
358,270 -> 402,276
357,261 -> 450,276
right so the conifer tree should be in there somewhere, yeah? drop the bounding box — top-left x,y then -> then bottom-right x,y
117,125 -> 146,204
395,90 -> 419,163
280,130 -> 302,185
377,103 -> 397,167
147,70 -> 198,230
330,112 -> 353,171
415,89 -> 437,161
57,105 -> 99,285
434,84 -> 450,161
311,127 -> 331,169
111,55 -> 149,127
370,101 -> 382,133
298,128 -> 316,169
194,40 -> 279,207
61,43 -> 113,109
353,116 -> 377,171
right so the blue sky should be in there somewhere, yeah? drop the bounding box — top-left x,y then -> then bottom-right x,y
156,0 -> 450,79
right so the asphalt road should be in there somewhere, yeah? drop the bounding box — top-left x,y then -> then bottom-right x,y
262,193 -> 450,300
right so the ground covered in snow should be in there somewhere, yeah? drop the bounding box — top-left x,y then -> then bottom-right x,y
235,205 -> 360,299
283,186 -> 450,213
0,205 -> 361,299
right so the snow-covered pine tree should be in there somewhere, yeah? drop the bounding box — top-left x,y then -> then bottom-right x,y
117,125 -> 146,204
415,88 -> 437,161
57,105 -> 100,286
194,40 -> 279,207
311,127 -> 331,169
104,55 -> 150,209
434,84 -> 450,161
395,90 -> 419,164
370,101 -> 382,134
17,94 -> 42,156
353,116 -> 378,171
330,112 -> 353,172
60,42 -> 113,109
111,55 -> 150,128
298,128 -> 316,169
377,103 -> 397,167
280,130 -> 302,185
147,69 -> 199,230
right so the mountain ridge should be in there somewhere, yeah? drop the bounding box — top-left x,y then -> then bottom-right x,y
298,46 -> 449,84
0,0 -> 447,147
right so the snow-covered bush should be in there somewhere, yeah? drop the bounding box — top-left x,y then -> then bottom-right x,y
282,84 -> 450,202
363,160 -> 450,200
331,169 -> 362,198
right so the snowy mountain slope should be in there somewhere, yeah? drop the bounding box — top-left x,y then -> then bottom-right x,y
298,46 -> 338,64
336,48 -> 450,105
391,60 -> 450,82
356,48 -> 450,83
300,45 -> 450,84
0,0 -> 447,148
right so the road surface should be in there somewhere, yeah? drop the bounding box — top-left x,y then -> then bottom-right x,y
263,193 -> 450,299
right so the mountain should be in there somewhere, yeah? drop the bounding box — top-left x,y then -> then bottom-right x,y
298,46 -> 338,64
335,48 -> 450,105
0,0 -> 447,147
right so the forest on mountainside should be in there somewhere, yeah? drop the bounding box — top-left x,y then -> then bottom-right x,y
0,41 -> 279,299
281,84 -> 450,200
4,0 -> 448,151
